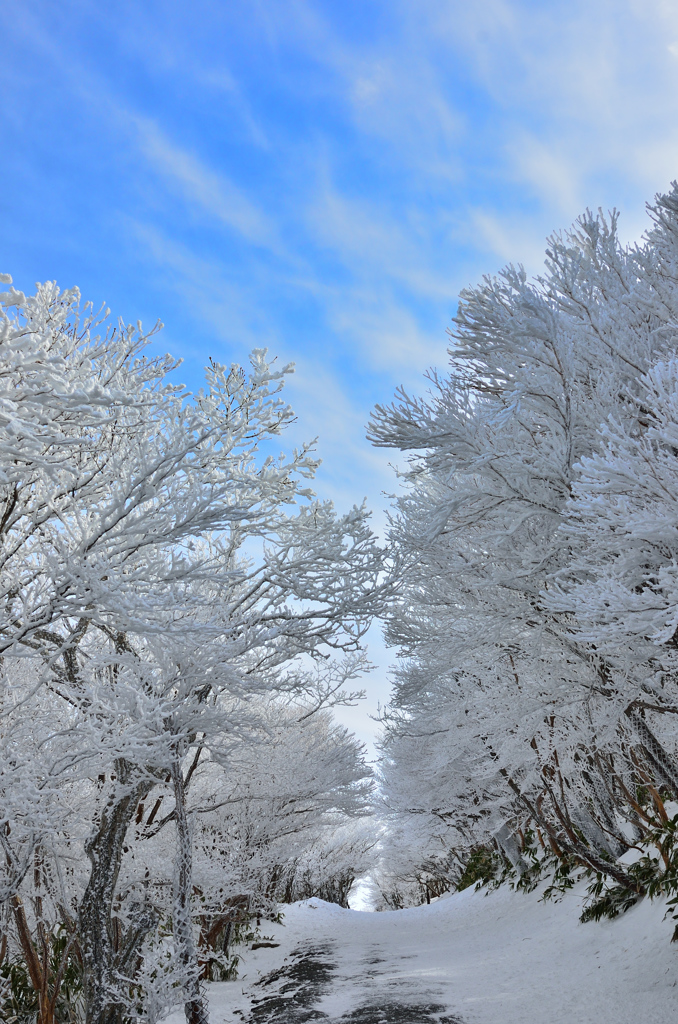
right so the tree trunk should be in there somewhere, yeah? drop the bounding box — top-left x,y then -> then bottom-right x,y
171,755 -> 209,1024
78,759 -> 154,1024
10,895 -> 55,1024
501,769 -> 643,893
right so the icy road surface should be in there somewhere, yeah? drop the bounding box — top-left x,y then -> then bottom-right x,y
167,881 -> 678,1024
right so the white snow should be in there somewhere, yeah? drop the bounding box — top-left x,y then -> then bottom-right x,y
168,883 -> 678,1023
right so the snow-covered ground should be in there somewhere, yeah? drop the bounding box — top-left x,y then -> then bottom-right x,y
168,883 -> 678,1023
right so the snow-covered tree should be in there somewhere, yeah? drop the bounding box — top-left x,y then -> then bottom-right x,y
0,278 -> 384,1023
548,353 -> 678,793
371,187 -> 678,907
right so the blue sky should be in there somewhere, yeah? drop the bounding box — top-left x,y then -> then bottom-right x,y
4,0 -> 678,750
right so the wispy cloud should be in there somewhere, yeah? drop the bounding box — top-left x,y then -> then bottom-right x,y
126,220 -> 282,356
506,136 -> 584,217
320,283 -> 449,376
306,179 -> 457,300
470,210 -> 549,274
133,119 -> 280,250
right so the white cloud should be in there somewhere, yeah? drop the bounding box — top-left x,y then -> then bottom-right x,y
307,181 -> 457,300
506,136 -> 584,217
325,286 -> 449,376
346,56 -> 463,180
134,118 -> 280,251
126,221 -> 280,357
470,209 -> 548,276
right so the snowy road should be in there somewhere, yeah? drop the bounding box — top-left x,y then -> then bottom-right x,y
167,882 -> 678,1024
242,939 -> 463,1023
